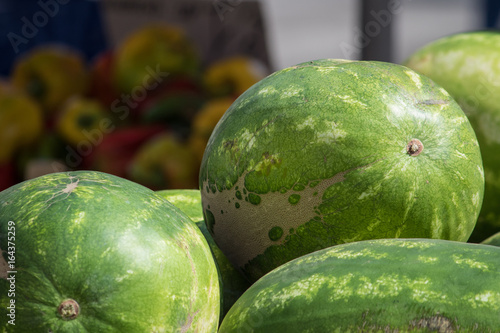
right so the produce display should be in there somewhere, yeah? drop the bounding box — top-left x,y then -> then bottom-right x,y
200,59 -> 484,282
2,25 -> 500,332
0,23 -> 268,192
404,30 -> 500,243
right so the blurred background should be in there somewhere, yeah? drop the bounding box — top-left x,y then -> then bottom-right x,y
0,0 -> 496,191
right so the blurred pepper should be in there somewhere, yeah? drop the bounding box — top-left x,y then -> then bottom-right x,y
203,56 -> 268,97
11,45 -> 88,114
55,96 -> 107,147
0,86 -> 43,163
128,133 -> 198,190
189,97 -> 235,165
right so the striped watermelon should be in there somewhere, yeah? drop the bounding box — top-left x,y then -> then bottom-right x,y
219,238 -> 500,332
0,171 -> 219,332
404,31 -> 500,242
200,59 -> 484,282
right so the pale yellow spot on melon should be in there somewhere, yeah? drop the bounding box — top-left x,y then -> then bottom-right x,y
296,116 -> 316,130
270,273 -> 329,307
478,165 -> 485,181
316,121 -> 346,143
405,70 -> 423,89
241,129 -> 257,151
328,273 -> 355,301
115,270 -> 134,282
452,254 -> 490,271
257,86 -> 278,96
366,220 -> 381,232
315,66 -> 340,73
454,170 -> 465,181
397,240 -> 435,249
476,291 -> 494,303
73,211 -> 85,225
336,95 -> 368,108
472,191 -> 480,208
450,115 -> 466,124
358,190 -> 372,200
466,291 -> 500,310
451,192 -> 459,207
163,194 -> 196,206
454,150 -> 468,159
417,255 -> 438,264
296,118 -> 346,144
100,247 -> 112,258
280,86 -> 303,98
356,275 -> 405,298
345,69 -> 359,78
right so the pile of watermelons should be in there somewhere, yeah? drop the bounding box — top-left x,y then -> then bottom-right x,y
2,31 -> 500,332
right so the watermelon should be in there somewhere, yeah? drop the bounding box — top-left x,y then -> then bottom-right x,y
200,59 -> 484,282
219,238 -> 500,332
156,189 -> 250,318
481,232 -> 500,247
404,31 -> 500,242
0,171 -> 219,332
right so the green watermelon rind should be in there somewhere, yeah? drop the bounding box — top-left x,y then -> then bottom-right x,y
0,171 -> 219,332
404,30 -> 500,242
219,238 -> 500,332
481,231 -> 500,247
200,59 -> 485,282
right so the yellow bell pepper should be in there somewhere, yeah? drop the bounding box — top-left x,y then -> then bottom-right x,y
203,56 -> 268,97
189,97 -> 235,164
56,97 -> 107,147
11,45 -> 88,113
128,133 -> 198,190
0,88 -> 43,163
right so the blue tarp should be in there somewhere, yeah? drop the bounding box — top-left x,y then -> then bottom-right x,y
0,0 -> 108,76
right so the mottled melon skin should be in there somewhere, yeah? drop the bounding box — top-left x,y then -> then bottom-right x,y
200,59 -> 484,282
0,171 -> 219,332
155,189 -> 250,319
404,30 -> 500,242
219,238 -> 500,333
